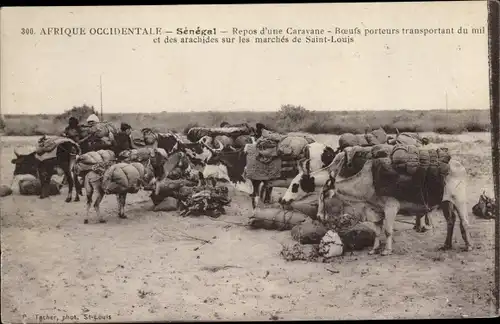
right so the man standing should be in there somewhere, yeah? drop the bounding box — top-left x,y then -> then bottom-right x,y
62,117 -> 82,142
113,122 -> 135,155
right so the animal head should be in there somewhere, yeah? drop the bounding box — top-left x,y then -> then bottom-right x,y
203,147 -> 247,184
279,145 -> 341,205
179,137 -> 224,166
11,148 -> 39,176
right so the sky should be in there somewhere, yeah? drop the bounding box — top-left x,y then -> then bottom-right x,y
0,2 -> 490,115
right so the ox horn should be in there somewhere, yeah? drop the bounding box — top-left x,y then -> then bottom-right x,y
14,148 -> 20,157
214,139 -> 224,151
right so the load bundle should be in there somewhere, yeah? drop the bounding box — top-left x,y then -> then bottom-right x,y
178,185 -> 231,217
118,147 -> 155,163
74,150 -> 116,176
187,124 -> 254,142
372,144 -> 452,206
387,132 -> 429,146
34,136 -> 81,161
153,178 -> 199,202
17,178 -> 62,196
101,162 -> 154,195
248,207 -> 309,231
472,192 -> 497,220
338,127 -> 388,150
87,122 -> 118,139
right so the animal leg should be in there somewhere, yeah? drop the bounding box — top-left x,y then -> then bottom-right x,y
94,187 -> 106,223
63,166 -> 74,203
422,213 -> 434,232
84,176 -> 94,224
117,193 -> 127,219
263,184 -> 273,204
381,200 -> 399,256
455,200 -> 473,251
38,167 -> 51,199
250,180 -> 260,210
368,220 -> 383,255
414,214 -> 423,232
440,201 -> 456,250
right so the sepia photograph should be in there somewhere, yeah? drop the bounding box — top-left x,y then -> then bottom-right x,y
0,2 -> 498,322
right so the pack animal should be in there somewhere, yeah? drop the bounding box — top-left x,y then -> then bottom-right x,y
315,147 -> 473,255
83,148 -> 170,223
11,139 -> 81,202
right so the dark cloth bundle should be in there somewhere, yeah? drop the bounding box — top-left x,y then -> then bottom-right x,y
248,208 -> 308,231
472,192 -> 497,220
178,185 -> 231,217
371,144 -> 452,206
245,144 -> 282,180
338,127 -> 388,150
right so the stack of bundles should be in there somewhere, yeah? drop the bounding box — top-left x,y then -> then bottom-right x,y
248,207 -> 308,231
372,144 -> 452,206
277,135 -> 314,157
338,127 -> 388,150
291,219 -> 329,244
187,125 -> 254,143
74,150 -> 116,176
101,162 -> 154,194
245,144 -> 281,180
178,185 -> 231,217
472,192 -> 497,220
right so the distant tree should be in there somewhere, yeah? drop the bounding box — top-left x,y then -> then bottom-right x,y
0,116 -> 5,131
54,104 -> 99,123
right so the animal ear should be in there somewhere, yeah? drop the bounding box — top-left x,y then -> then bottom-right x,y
11,158 -> 17,164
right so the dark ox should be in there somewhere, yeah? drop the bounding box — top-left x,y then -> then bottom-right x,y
11,141 -> 80,202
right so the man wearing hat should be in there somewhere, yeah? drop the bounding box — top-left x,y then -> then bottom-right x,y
113,122 -> 135,155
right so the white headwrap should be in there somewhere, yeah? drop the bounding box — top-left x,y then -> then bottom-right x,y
86,114 -> 100,123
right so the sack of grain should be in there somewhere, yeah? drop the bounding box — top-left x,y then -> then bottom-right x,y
102,162 -> 148,194
0,185 -> 13,197
278,136 -> 309,158
19,179 -> 61,196
248,208 -> 308,231
338,222 -> 377,252
291,220 -> 328,244
318,230 -> 344,258
153,197 -> 178,212
76,150 -> 115,165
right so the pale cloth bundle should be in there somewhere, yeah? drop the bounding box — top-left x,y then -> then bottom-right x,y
102,162 -> 153,194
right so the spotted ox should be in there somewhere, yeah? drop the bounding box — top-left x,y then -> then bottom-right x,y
204,142 -> 337,209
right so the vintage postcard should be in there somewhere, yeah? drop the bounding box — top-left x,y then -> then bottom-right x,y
0,1 -> 498,322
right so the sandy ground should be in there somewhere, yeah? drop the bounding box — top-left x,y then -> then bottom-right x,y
0,133 -> 497,322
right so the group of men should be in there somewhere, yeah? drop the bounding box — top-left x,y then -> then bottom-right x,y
61,113 -> 135,155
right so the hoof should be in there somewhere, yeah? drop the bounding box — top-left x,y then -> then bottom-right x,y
381,249 -> 392,256
65,197 -> 72,203
463,245 -> 473,252
84,219 -> 89,224
74,196 -> 80,202
99,219 -> 107,224
368,249 -> 378,255
438,244 -> 452,251
118,215 -> 127,219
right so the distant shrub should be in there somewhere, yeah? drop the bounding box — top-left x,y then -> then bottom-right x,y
464,120 -> 489,132
54,104 -> 99,123
0,117 -> 5,131
434,125 -> 463,134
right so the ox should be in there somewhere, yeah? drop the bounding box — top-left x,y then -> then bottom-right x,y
205,142 -> 337,209
313,150 -> 473,255
11,141 -> 80,202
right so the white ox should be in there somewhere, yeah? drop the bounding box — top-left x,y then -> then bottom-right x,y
311,150 -> 473,256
